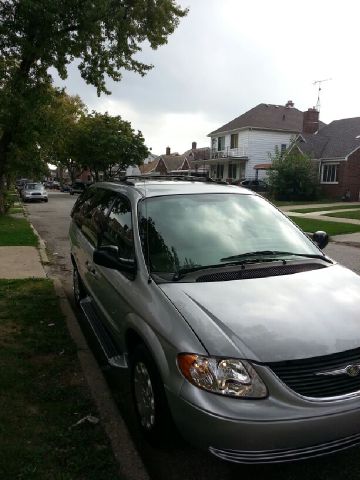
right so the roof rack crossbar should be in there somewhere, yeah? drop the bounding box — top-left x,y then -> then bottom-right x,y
112,175 -> 228,185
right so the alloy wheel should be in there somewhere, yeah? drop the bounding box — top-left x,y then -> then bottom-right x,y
133,361 -> 156,430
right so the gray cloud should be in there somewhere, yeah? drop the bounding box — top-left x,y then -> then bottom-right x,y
53,0 -> 360,153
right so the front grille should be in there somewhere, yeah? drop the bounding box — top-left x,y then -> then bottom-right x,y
31,192 -> 41,195
268,346 -> 360,398
209,431 -> 360,463
196,263 -> 325,283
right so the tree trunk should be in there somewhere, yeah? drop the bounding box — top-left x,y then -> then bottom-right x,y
0,129 -> 12,215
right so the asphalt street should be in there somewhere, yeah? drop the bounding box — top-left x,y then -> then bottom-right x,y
26,191 -> 360,480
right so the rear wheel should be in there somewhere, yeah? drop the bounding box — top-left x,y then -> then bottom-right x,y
130,344 -> 173,445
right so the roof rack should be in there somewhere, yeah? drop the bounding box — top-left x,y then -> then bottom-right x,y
114,175 -> 228,186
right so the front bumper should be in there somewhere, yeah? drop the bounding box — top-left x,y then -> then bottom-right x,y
166,381 -> 360,463
24,193 -> 47,201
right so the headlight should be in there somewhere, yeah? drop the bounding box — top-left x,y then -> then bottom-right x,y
177,354 -> 267,398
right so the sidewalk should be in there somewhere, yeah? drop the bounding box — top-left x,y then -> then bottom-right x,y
280,202 -> 360,212
0,246 -> 46,278
279,203 -> 360,247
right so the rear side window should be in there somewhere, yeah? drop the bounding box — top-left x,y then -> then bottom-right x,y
72,188 -> 117,246
100,196 -> 134,260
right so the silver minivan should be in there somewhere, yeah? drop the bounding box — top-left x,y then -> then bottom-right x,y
69,178 -> 360,463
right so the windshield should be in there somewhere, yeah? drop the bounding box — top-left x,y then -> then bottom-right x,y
138,193 -> 322,274
26,183 -> 43,190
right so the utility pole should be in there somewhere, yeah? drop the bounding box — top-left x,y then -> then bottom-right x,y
313,78 -> 332,111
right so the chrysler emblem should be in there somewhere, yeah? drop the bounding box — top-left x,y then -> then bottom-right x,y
345,365 -> 360,377
315,364 -> 360,377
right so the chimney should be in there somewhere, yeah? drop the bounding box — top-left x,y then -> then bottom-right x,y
303,108 -> 319,134
166,146 -> 170,155
285,100 -> 294,108
192,141 -> 197,150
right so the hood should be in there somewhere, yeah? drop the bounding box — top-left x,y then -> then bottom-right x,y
160,264 -> 360,363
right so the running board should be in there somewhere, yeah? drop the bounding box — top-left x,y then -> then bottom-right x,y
80,297 -> 128,368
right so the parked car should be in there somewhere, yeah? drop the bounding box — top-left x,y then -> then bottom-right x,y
21,182 -> 48,202
232,178 -> 268,192
69,178 -> 360,464
16,178 -> 33,193
70,182 -> 88,195
60,183 -> 71,192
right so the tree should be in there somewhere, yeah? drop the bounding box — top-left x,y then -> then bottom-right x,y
267,146 -> 319,201
73,111 -> 149,181
0,0 -> 187,213
41,90 -> 87,183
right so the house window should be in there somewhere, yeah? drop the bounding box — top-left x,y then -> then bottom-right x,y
321,163 -> 339,183
217,136 -> 225,151
216,164 -> 224,179
230,134 -> 238,149
280,144 -> 287,155
228,163 -> 237,179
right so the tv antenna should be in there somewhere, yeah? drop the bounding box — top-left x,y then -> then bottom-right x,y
313,78 -> 332,111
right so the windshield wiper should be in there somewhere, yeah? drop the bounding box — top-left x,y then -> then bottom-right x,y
172,264 -> 222,281
221,250 -> 332,264
171,251 -> 333,281
172,256 -> 286,281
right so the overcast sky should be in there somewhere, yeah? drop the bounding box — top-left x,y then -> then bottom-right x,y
54,0 -> 360,156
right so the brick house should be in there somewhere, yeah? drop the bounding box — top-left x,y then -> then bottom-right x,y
296,116 -> 360,200
139,147 -> 191,175
183,142 -> 210,172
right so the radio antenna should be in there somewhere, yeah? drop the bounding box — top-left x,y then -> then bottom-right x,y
313,78 -> 332,111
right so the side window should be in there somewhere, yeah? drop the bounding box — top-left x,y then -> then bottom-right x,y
73,188 -> 117,246
101,196 -> 134,260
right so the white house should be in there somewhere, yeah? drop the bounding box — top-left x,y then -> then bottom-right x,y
206,101 -> 323,181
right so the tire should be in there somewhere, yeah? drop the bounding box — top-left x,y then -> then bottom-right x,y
130,344 -> 173,445
73,265 -> 86,307
44,198 -> 48,203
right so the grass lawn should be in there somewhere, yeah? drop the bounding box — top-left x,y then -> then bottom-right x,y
270,198 -> 338,207
0,279 -> 122,480
291,205 -> 360,214
289,216 -> 360,235
325,210 -> 360,220
0,215 -> 38,246
8,207 -> 24,214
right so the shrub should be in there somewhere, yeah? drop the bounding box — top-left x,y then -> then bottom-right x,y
267,147 -> 319,201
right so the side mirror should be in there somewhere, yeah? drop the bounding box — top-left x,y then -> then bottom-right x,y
313,231 -> 329,250
93,245 -> 136,275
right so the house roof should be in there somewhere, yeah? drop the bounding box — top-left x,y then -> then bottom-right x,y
298,117 -> 360,159
183,147 -> 210,161
209,103 -> 306,135
160,155 -> 189,171
139,159 -> 158,174
209,103 -> 326,136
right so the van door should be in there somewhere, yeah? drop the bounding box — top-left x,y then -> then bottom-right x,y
92,194 -> 136,350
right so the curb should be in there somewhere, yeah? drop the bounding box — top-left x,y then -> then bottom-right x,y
29,222 -> 150,480
29,223 -> 50,264
53,278 -> 150,480
330,240 -> 360,249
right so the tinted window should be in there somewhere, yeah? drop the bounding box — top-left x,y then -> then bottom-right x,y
100,196 -> 134,260
72,188 -> 116,245
138,194 -> 321,274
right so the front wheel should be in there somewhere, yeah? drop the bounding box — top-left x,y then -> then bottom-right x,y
130,344 -> 173,445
